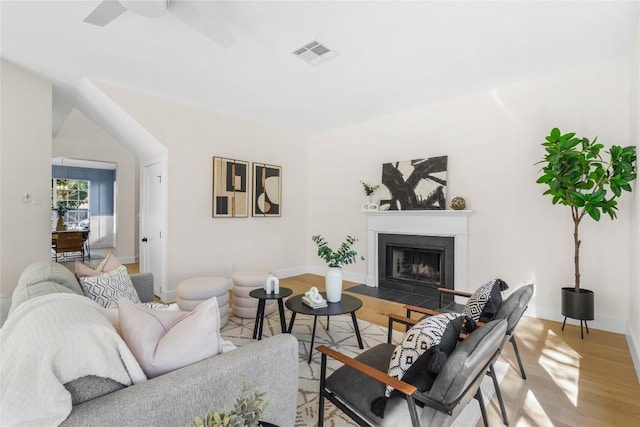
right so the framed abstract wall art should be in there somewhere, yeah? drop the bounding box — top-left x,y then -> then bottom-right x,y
379,156 -> 448,211
212,157 -> 249,217
252,162 -> 281,217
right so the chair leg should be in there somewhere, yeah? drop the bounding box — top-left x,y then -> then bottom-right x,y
318,353 -> 327,427
405,397 -> 421,427
475,388 -> 489,427
510,335 -> 527,380
489,364 -> 509,425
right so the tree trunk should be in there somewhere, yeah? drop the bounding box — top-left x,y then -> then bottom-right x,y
573,218 -> 581,292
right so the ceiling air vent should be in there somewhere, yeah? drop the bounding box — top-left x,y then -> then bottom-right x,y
292,40 -> 339,65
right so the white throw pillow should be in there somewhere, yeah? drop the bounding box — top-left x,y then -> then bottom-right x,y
79,265 -> 141,309
118,297 -> 224,378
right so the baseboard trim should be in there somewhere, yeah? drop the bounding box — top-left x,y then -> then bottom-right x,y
528,303 -> 626,334
625,323 -> 640,383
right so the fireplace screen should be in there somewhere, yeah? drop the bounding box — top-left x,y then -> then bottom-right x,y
377,233 -> 454,297
388,246 -> 442,286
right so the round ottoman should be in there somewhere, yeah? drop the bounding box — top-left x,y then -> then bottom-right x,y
176,276 -> 231,327
232,270 -> 276,318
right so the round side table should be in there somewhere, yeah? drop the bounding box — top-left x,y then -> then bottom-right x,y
249,287 -> 293,340
285,292 -> 364,363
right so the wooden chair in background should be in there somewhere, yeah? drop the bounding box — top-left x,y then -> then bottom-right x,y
53,231 -> 85,261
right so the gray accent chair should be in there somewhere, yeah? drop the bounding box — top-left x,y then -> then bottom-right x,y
317,319 -> 507,427
389,283 -> 535,426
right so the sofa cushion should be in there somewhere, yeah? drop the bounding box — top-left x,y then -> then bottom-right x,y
118,297 -> 224,378
64,375 -> 125,405
462,278 -> 509,323
80,266 -> 141,309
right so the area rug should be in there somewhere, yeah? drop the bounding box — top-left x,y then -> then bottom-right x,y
220,312 -> 507,427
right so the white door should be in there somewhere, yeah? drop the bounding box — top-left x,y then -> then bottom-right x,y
141,160 -> 165,297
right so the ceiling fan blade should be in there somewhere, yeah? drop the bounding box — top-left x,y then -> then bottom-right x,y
83,0 -> 127,26
169,0 -> 237,48
120,0 -> 168,18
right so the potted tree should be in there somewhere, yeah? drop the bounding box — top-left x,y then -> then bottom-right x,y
311,234 -> 359,302
536,128 -> 636,336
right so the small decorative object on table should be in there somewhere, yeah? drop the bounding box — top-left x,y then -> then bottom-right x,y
360,180 -> 379,211
302,287 -> 327,309
450,196 -> 466,210
194,380 -> 270,427
311,234 -> 359,303
264,273 -> 279,294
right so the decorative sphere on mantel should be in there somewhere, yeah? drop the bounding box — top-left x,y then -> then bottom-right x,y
450,197 -> 466,210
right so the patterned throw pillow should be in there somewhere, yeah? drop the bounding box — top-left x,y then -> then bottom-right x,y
371,312 -> 469,418
462,278 -> 509,323
79,265 -> 141,309
385,312 -> 461,397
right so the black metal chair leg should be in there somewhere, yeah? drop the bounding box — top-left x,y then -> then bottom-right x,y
584,320 -> 590,335
318,353 -> 327,427
475,388 -> 489,427
562,316 -> 567,331
489,364 -> 509,425
510,335 -> 527,380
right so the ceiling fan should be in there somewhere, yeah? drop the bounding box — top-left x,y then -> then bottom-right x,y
83,0 -> 236,47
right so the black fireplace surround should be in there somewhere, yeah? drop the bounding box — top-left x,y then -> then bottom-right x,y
377,233 -> 454,300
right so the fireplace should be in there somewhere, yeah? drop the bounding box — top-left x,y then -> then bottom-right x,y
365,210 -> 473,295
378,233 -> 454,297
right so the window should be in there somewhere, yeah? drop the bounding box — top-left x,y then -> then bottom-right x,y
52,179 -> 90,229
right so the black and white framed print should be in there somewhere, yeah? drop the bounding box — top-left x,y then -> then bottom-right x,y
252,163 -> 281,217
380,156 -> 448,211
212,156 -> 249,217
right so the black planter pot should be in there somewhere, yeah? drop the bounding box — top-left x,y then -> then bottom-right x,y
561,287 -> 594,339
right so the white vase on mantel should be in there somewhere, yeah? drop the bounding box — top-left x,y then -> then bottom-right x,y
325,267 -> 343,303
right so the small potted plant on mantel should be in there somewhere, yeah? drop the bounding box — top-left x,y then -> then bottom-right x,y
536,127 -> 636,337
360,181 -> 380,211
311,234 -> 359,303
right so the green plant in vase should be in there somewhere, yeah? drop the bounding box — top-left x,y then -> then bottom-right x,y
360,181 -> 379,197
312,234 -> 359,303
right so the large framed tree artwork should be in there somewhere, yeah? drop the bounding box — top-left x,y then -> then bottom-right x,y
252,162 -> 281,217
212,157 -> 249,217
379,156 -> 447,211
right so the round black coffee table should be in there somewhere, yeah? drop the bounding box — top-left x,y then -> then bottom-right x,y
249,287 -> 293,340
285,292 -> 364,363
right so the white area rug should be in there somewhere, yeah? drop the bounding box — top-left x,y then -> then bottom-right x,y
221,312 -> 507,427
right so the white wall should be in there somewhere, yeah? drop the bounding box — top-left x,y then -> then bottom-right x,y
93,83 -> 309,300
308,56 -> 632,333
628,9 -> 640,380
0,59 -> 52,321
53,109 -> 138,263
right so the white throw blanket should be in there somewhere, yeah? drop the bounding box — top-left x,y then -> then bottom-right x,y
0,293 -> 147,426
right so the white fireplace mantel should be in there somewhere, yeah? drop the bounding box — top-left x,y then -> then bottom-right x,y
365,210 -> 474,292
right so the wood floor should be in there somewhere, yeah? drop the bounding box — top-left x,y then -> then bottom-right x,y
126,263 -> 640,426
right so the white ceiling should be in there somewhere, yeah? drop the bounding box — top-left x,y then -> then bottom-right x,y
1,1 -> 638,135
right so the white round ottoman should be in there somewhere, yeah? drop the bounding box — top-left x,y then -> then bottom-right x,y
232,270 -> 276,318
176,276 -> 231,327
